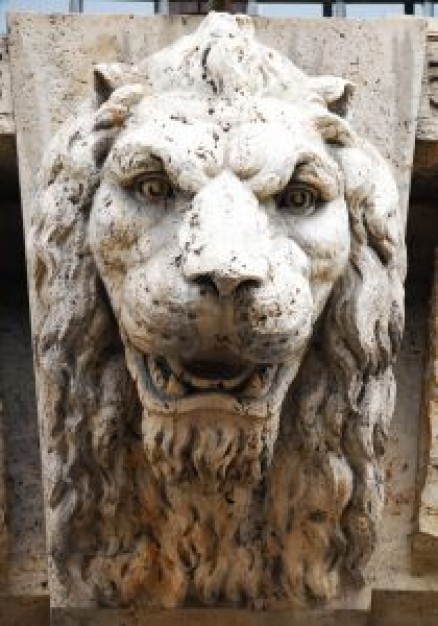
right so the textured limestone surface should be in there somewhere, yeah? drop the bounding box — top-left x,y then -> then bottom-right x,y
45,593 -> 438,626
0,35 -> 14,135
417,23 -> 438,141
3,9 -> 434,617
15,11 -> 408,610
50,607 -> 369,626
7,14 -> 426,231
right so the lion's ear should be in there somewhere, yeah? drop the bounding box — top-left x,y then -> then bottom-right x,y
309,76 -> 355,118
94,62 -> 140,107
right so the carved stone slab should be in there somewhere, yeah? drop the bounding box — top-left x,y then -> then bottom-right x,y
7,12 -> 425,613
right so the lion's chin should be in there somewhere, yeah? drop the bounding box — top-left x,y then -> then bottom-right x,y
122,341 -> 305,421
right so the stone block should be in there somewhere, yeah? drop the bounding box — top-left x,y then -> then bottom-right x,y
5,11 -> 431,617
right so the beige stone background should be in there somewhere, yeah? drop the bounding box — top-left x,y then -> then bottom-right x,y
0,12 -> 437,625
7,14 -> 426,227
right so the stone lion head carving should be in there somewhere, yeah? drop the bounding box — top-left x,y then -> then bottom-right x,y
32,13 -> 405,609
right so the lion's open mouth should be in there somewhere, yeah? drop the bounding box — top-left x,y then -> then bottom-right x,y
147,352 -> 278,400
124,340 -> 300,418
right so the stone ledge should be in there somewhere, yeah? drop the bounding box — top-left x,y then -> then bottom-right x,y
0,593 -> 435,625
369,590 -> 438,626
50,608 -> 368,626
0,595 -> 49,626
47,593 -> 438,626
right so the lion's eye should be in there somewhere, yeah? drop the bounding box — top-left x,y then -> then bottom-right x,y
135,174 -> 174,203
277,184 -> 318,216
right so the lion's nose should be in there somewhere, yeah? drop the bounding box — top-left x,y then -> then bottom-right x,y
180,172 -> 269,298
189,271 -> 263,298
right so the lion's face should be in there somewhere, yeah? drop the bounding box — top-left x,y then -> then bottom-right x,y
89,92 -> 350,460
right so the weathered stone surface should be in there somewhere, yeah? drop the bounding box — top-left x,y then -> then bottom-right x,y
0,595 -> 50,626
417,23 -> 438,141
7,14 -> 426,231
3,10 -> 435,620
0,9 -> 432,626
19,12 -> 407,610
369,590 -> 438,626
50,607 -> 368,626
0,36 -> 14,135
46,591 -> 438,626
413,249 -> 438,571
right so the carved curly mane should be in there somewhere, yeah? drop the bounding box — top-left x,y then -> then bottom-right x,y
266,136 -> 405,602
31,13 -> 405,608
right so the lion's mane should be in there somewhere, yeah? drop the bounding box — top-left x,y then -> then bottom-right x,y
31,13 -> 405,608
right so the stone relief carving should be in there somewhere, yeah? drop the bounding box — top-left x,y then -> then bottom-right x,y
31,13 -> 406,608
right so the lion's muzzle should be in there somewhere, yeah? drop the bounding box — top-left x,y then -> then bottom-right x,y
180,171 -> 270,298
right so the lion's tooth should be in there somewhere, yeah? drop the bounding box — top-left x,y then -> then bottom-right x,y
244,372 -> 264,398
243,366 -> 276,398
165,374 -> 187,398
149,357 -> 168,391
